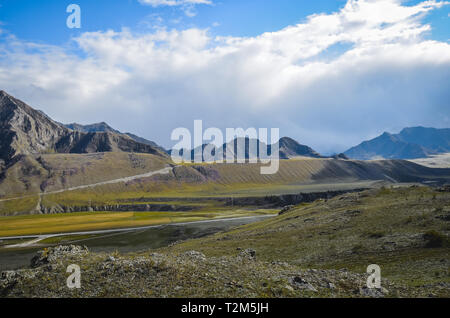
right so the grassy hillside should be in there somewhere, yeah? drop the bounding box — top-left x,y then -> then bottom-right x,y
163,186 -> 450,296
0,209 -> 276,237
0,152 -> 171,215
1,186 -> 448,298
37,158 -> 450,206
1,155 -> 449,215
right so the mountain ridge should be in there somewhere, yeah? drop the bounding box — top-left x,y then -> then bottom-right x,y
173,136 -> 326,162
62,123 -> 167,153
345,127 -> 450,160
0,91 -> 168,165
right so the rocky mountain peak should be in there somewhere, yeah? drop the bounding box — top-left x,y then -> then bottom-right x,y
0,91 -> 168,164
279,136 -> 323,159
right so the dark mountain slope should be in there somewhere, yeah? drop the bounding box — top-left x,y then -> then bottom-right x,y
64,122 -> 120,134
0,91 -> 168,164
279,137 -> 323,159
397,127 -> 450,153
0,91 -> 69,163
64,123 -> 167,154
344,127 -> 450,160
173,136 -> 324,162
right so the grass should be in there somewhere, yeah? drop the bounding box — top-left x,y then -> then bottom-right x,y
161,186 -> 450,292
38,179 -> 378,210
0,152 -> 170,200
39,234 -> 97,245
0,195 -> 39,216
0,209 -> 278,237
1,185 -> 449,298
2,153 -> 447,216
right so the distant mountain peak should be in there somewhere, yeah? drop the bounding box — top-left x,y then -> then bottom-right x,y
0,90 -> 12,98
279,136 -> 323,159
64,122 -> 120,134
177,136 -> 324,162
64,122 -> 167,153
345,127 -> 450,160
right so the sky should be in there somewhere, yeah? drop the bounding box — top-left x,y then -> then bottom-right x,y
0,0 -> 449,154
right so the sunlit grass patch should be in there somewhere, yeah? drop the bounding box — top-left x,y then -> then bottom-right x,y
0,209 -> 278,237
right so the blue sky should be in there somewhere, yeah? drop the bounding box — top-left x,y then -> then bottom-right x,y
1,0 -> 448,46
0,1 -> 347,43
0,0 -> 449,154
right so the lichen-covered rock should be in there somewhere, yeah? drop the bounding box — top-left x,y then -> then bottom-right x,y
239,248 -> 256,260
30,245 -> 89,268
183,251 -> 206,261
289,276 -> 318,293
358,286 -> 389,298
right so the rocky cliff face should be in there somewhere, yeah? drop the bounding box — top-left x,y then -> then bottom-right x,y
0,91 -> 68,163
0,91 -> 167,164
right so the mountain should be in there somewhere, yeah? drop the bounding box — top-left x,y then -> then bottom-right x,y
279,137 -> 323,159
173,136 -> 324,162
345,127 -> 450,160
63,123 -> 167,153
0,91 -> 69,164
64,122 -> 120,134
0,91 -> 167,164
124,133 -> 161,149
397,127 -> 450,152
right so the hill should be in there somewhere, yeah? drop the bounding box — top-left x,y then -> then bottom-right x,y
1,153 -> 449,215
345,127 -> 450,160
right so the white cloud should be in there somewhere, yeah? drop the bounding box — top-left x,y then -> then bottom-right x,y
0,0 -> 449,154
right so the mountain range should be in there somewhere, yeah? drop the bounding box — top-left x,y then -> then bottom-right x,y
0,90 -> 167,166
1,91 -> 450,215
1,90 -> 449,166
0,91 -> 330,165
344,127 -> 450,160
174,136 -> 326,163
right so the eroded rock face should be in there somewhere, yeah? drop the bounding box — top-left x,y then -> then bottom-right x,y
0,91 -> 68,163
0,91 -> 168,164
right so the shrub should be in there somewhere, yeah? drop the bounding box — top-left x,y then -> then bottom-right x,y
424,230 -> 448,248
377,186 -> 391,196
366,231 -> 386,239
